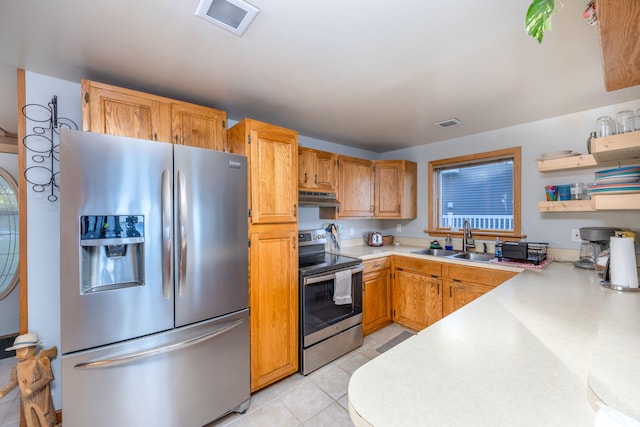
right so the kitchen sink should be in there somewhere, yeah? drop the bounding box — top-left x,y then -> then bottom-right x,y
449,252 -> 495,262
411,248 -> 459,257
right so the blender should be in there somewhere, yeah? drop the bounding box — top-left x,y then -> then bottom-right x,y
573,227 -> 618,269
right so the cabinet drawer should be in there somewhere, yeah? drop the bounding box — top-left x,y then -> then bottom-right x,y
393,256 -> 441,277
363,257 -> 391,273
447,264 -> 516,287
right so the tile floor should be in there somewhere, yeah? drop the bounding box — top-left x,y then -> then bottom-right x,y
0,323 -> 412,427
0,357 -> 19,427
208,323 -> 413,427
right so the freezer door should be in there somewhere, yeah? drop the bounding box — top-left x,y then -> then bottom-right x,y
60,130 -> 174,354
173,145 -> 248,327
61,310 -> 250,427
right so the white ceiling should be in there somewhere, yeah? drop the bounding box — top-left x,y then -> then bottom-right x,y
1,0 -> 640,152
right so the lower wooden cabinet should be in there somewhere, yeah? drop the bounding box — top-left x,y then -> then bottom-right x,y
362,257 -> 392,335
392,257 -> 442,331
249,226 -> 298,392
442,264 -> 516,317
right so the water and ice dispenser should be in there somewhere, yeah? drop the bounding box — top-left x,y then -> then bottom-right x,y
80,215 -> 145,294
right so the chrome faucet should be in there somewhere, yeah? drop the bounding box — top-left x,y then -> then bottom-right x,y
462,219 -> 476,252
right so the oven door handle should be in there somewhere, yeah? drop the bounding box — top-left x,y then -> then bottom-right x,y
303,265 -> 364,286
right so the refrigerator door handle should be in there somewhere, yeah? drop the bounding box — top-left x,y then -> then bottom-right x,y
177,170 -> 188,296
161,169 -> 172,299
73,318 -> 245,370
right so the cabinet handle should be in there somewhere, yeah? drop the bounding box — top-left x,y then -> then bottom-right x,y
292,236 -> 297,250
175,135 -> 179,144
449,286 -> 452,297
437,283 -> 440,295
83,92 -> 89,103
293,203 -> 297,217
153,133 -> 158,141
314,174 -> 318,184
304,172 -> 307,183
374,263 -> 381,268
370,205 -> 374,212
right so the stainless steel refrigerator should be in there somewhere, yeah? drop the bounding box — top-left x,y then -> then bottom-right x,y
59,130 -> 250,427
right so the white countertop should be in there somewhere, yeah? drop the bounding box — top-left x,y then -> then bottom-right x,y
345,252 -> 640,426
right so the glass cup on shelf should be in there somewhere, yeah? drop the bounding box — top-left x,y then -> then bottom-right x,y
596,116 -> 615,137
570,183 -> 583,200
616,110 -> 635,134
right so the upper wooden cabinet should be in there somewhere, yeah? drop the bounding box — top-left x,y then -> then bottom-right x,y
597,0 -> 640,91
81,79 -> 227,150
298,147 -> 337,192
171,103 -> 227,151
228,118 -> 298,225
374,160 -> 417,219
335,155 -> 375,218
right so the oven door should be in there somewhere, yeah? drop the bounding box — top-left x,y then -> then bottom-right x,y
300,265 -> 363,348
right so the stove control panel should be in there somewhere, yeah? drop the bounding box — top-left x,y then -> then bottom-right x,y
298,229 -> 328,246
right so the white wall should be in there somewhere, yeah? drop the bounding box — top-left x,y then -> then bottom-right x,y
0,152 -> 19,336
25,71 -> 81,408
377,100 -> 640,250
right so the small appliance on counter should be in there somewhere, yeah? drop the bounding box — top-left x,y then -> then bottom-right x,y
365,231 -> 383,247
573,227 -> 618,270
496,241 -> 548,265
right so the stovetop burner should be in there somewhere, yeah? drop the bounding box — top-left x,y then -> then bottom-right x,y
298,229 -> 362,275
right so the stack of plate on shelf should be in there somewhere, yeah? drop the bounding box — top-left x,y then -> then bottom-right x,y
537,150 -> 580,161
589,165 -> 640,195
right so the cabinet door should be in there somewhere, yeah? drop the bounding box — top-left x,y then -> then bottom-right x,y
444,280 -> 494,317
249,227 -> 298,391
315,150 -> 337,191
393,269 -> 441,331
247,122 -> 298,224
298,147 -> 316,189
171,103 -> 227,151
338,155 -> 374,217
81,80 -> 171,142
362,269 -> 391,335
375,160 -> 417,219
375,160 -> 402,218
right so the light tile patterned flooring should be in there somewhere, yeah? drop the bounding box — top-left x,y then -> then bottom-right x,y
0,323 -> 412,427
209,323 -> 413,427
0,357 -> 19,427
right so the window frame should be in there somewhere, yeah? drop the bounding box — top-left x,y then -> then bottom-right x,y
426,146 -> 524,241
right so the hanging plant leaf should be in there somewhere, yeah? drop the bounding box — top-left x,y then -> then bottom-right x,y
525,0 -> 556,43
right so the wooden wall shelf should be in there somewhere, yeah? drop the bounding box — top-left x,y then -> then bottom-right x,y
537,193 -> 640,212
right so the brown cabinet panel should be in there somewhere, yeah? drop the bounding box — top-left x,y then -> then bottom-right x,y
298,147 -> 337,192
337,155 -> 374,218
82,79 -> 227,151
82,80 -> 170,142
249,226 -> 298,391
171,103 -> 227,151
392,269 -> 441,331
229,119 -> 298,225
442,264 -> 516,317
374,160 -> 417,219
363,257 -> 392,334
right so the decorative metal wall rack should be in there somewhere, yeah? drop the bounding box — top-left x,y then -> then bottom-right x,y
22,95 -> 78,202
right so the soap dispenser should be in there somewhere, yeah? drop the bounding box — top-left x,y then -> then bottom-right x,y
445,234 -> 453,250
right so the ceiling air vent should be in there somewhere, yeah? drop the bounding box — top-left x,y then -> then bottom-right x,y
434,118 -> 462,129
195,0 -> 260,36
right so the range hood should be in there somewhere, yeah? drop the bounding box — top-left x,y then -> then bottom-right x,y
298,191 -> 340,207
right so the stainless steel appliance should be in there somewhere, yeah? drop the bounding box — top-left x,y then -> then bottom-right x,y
573,227 -> 618,269
59,130 -> 250,426
365,231 -> 383,247
298,229 -> 363,375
